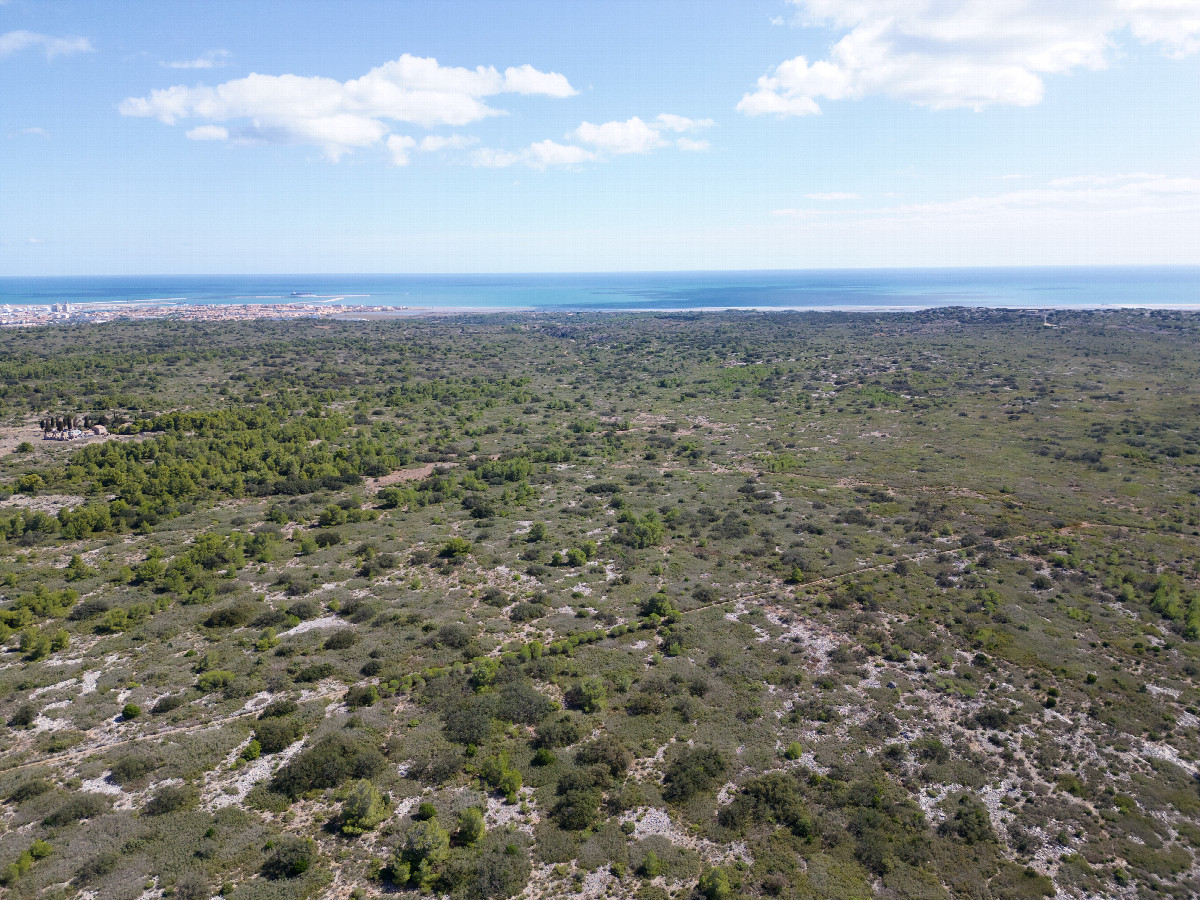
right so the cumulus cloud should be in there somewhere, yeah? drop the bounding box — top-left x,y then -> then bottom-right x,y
164,49 -> 232,69
572,116 -> 666,154
474,140 -> 598,169
740,0 -> 1200,116
0,30 -> 93,59
476,112 -> 714,169
120,53 -> 576,160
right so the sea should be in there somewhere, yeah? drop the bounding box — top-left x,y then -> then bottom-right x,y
1,267 -> 1198,313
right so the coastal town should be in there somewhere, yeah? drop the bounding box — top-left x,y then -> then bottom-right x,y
0,300 -> 422,327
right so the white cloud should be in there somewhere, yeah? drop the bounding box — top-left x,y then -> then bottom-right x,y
474,140 -> 598,169
418,134 -> 478,152
806,191 -> 859,200
164,49 -> 232,69
0,30 -> 93,59
120,53 -> 576,160
653,113 -> 715,132
20,126 -> 49,137
499,63 -> 576,97
185,125 -> 228,141
571,113 -> 715,154
386,134 -> 417,165
740,0 -> 1200,116
572,117 -> 665,154
477,111 -> 715,169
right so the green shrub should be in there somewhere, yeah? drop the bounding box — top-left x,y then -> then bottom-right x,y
324,630 -> 358,650
122,703 -> 141,719
294,662 -> 336,683
204,603 -> 255,628
43,793 -> 109,826
457,807 -> 486,846
144,783 -> 198,816
439,537 -> 473,558
255,717 -> 302,754
269,733 -> 383,798
8,778 -> 52,803
345,684 -> 379,708
566,677 -> 606,713
151,694 -> 187,715
551,770 -> 604,831
535,716 -> 581,749
340,779 -> 387,835
698,867 -> 732,900
262,836 -> 316,879
109,754 -> 158,784
196,670 -> 236,692
8,703 -> 37,729
663,747 -> 725,803
480,753 -> 523,802
259,698 -> 299,719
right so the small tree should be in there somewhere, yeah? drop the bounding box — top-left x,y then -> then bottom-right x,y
341,779 -> 387,835
568,677 -> 607,713
698,867 -> 732,900
395,818 -> 449,887
456,807 -> 486,846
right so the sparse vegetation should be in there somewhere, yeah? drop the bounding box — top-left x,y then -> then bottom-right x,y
3,310 -> 1200,898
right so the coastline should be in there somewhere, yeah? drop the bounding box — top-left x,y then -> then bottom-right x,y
7,299 -> 1200,328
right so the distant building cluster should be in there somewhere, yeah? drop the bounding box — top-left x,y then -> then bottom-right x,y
42,423 -> 107,441
0,301 -> 407,328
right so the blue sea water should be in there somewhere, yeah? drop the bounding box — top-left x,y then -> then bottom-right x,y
1,268 -> 1198,312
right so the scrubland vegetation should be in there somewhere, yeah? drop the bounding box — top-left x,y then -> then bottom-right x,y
1,308 -> 1200,899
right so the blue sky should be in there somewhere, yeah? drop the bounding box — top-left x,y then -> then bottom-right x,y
3,0 -> 1200,274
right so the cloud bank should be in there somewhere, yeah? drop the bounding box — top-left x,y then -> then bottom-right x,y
740,0 -> 1200,115
121,53 -> 577,160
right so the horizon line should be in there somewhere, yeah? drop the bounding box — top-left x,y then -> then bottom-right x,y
4,263 -> 1200,279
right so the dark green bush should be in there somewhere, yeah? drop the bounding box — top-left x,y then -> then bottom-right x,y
269,733 -> 383,798
7,778 -> 52,803
151,694 -> 187,715
144,783 -> 198,816
254,717 -> 302,754
324,630 -> 358,650
262,836 -> 316,879
258,698 -> 299,719
663,747 -> 725,802
534,716 -> 581,749
43,793 -> 109,826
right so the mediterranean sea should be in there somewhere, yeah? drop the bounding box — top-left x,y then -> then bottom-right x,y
2,267 -> 1198,312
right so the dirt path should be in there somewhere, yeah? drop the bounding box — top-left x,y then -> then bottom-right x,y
363,461 -> 457,490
